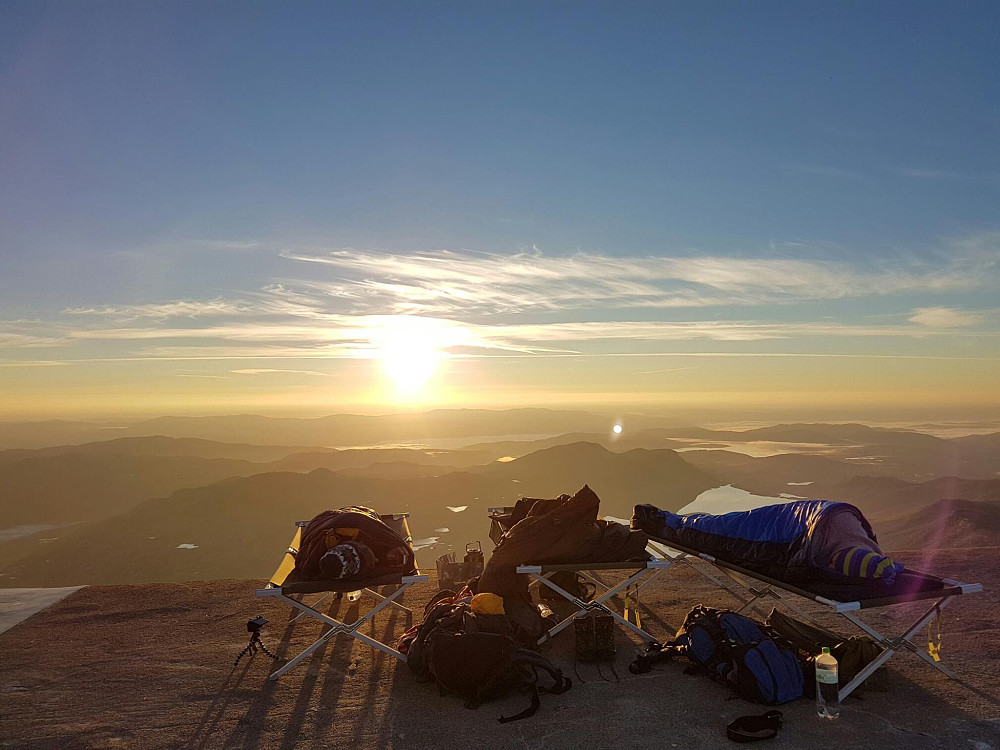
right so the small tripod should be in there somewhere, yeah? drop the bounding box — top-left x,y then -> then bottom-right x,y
235,615 -> 278,666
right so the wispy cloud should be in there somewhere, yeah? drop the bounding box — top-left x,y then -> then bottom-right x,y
64,299 -> 252,321
908,307 -> 986,328
278,237 -> 998,317
231,368 -> 332,376
1,234 -> 997,367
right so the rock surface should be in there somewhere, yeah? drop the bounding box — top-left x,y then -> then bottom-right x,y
0,549 -> 997,750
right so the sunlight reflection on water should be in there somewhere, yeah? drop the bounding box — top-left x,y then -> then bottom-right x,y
679,485 -> 791,515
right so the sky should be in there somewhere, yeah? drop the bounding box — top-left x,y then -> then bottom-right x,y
1,1 -> 998,420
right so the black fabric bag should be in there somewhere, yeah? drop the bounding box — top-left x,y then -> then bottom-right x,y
403,600 -> 571,721
765,608 -> 888,694
430,630 -> 572,721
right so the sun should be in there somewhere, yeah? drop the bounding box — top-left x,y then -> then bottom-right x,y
375,317 -> 448,401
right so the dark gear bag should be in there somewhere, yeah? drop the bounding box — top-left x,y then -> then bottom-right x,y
402,598 -> 571,721
630,605 -> 803,705
429,630 -> 572,721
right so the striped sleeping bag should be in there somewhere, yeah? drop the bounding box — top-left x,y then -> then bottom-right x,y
631,500 -> 903,584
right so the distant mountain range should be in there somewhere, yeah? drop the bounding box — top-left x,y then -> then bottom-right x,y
0,408 -> 656,449
1,414 -> 998,588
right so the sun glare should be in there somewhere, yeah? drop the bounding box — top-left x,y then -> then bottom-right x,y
375,317 -> 452,401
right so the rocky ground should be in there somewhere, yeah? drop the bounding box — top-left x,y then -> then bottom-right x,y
0,548 -> 997,750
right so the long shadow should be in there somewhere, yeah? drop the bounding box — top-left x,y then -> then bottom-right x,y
275,599 -> 357,750
184,659 -> 256,749
349,592 -> 412,746
215,594 -> 348,750
181,604 -> 297,750
211,584 -> 414,750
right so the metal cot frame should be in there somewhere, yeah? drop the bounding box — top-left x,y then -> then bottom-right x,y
488,506 -> 669,644
646,539 -> 983,700
256,513 -> 428,680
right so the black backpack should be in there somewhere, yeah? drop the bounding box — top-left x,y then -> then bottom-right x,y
630,605 -> 804,705
404,599 -> 571,721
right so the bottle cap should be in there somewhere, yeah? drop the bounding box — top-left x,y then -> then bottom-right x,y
821,647 -> 831,654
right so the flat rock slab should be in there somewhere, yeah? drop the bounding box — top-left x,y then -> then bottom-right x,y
0,586 -> 84,635
0,550 -> 997,750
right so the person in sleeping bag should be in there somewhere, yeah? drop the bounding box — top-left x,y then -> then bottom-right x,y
631,499 -> 904,585
295,506 -> 416,581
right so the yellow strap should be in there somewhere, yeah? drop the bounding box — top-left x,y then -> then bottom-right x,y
624,585 -> 642,629
927,610 -> 942,662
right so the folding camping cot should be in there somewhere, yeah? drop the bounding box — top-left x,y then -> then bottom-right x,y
487,507 -> 670,644
256,513 -> 428,680
645,538 -> 983,700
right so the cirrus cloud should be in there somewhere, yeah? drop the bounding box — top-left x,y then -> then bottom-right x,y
908,307 -> 986,328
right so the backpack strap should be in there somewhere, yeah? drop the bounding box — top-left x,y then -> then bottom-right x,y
486,649 -> 571,723
726,710 -> 783,742
497,686 -> 542,724
509,649 -> 573,695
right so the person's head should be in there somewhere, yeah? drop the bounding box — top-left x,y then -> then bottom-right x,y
319,540 -> 376,579
385,546 -> 408,567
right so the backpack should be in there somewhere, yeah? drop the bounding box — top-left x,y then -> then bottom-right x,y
765,608 -> 888,694
630,605 -> 804,705
401,596 -> 571,721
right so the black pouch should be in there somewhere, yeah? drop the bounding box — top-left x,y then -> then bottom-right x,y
575,613 -> 616,662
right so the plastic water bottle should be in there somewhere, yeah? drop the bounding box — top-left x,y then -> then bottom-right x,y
346,590 -> 362,602
815,647 -> 840,719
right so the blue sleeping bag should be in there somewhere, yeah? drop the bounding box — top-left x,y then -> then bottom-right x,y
631,500 -> 881,583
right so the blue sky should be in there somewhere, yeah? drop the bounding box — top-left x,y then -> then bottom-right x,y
0,2 -> 997,418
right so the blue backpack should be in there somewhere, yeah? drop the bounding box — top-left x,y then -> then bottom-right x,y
630,605 -> 804,705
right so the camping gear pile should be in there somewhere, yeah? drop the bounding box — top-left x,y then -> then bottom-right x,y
251,490 -> 980,729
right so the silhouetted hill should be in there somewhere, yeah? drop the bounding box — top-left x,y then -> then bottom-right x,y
659,422 -> 940,446
475,442 -> 716,508
269,447 -> 491,472
0,420 -> 126,450
679,450 -> 882,494
459,430 -> 687,459
0,435 -> 311,465
879,499 -> 1000,550
0,453 -> 269,527
119,408 -> 615,446
950,432 -> 1000,459
334,462 -> 463,479
820,476 -> 1000,520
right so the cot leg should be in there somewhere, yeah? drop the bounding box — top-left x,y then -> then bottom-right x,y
533,568 -> 660,644
289,592 -> 334,623
838,595 -> 958,699
366,586 -> 414,615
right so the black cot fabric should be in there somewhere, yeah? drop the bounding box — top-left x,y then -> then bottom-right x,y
664,538 -> 965,607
